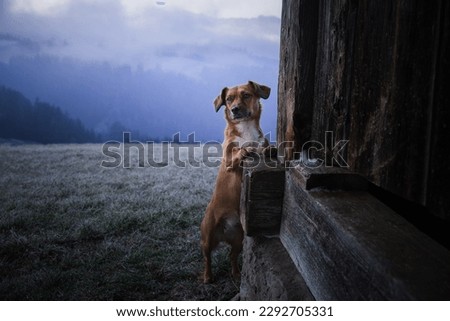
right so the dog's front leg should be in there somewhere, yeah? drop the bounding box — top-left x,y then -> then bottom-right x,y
224,144 -> 246,171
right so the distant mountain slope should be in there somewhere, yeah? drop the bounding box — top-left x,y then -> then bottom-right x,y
0,86 -> 100,143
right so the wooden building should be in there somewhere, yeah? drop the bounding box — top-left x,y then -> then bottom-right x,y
239,0 -> 450,300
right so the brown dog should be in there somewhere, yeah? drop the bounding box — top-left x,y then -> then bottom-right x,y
200,81 -> 271,283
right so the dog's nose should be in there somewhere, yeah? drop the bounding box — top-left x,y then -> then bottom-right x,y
231,106 -> 240,114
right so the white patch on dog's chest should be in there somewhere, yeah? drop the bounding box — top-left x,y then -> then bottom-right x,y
234,122 -> 264,146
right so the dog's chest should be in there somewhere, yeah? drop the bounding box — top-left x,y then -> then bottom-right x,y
233,122 -> 264,146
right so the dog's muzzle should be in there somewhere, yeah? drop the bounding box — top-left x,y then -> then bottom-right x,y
230,106 -> 250,120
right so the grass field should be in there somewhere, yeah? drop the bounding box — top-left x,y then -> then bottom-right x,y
0,143 -> 240,300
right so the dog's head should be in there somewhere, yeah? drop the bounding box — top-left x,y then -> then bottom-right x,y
213,81 -> 270,122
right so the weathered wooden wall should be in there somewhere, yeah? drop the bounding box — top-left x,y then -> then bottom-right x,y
240,0 -> 450,301
278,0 -> 450,221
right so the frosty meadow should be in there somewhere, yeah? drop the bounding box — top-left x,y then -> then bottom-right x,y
0,143 -> 239,300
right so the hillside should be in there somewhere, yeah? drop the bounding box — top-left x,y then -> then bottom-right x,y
0,86 -> 99,144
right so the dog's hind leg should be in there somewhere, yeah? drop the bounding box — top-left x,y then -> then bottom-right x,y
201,242 -> 213,283
230,238 -> 243,280
200,227 -> 214,283
200,217 -> 217,284
224,216 -> 244,280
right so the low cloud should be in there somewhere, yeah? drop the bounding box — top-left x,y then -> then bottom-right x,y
0,0 -> 281,140
1,0 -> 281,77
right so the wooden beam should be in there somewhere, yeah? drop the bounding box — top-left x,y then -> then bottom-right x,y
293,164 -> 368,191
280,165 -> 450,300
240,236 -> 315,301
240,158 -> 285,237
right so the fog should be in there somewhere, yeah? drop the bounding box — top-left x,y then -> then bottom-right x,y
0,0 -> 281,141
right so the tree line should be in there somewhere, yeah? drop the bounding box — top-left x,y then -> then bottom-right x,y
0,86 -> 100,143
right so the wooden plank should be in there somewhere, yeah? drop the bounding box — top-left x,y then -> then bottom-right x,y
240,158 -> 285,237
277,0 -> 320,160
280,166 -> 450,300
426,1 -> 450,221
347,0 -> 441,203
308,0 -> 442,206
293,164 -> 367,191
240,236 -> 315,301
278,0 -> 450,221
311,0 -> 356,162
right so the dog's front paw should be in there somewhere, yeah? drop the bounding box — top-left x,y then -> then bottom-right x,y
225,160 -> 232,171
241,146 -> 259,158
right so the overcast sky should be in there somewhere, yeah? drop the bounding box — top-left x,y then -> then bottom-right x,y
0,0 -> 282,140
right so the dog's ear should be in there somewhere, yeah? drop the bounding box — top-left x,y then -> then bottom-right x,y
248,81 -> 271,99
213,87 -> 228,112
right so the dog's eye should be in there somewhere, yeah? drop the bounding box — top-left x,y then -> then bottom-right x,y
243,93 -> 251,99
226,96 -> 234,103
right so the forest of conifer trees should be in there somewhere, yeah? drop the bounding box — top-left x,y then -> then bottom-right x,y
0,86 -> 100,143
